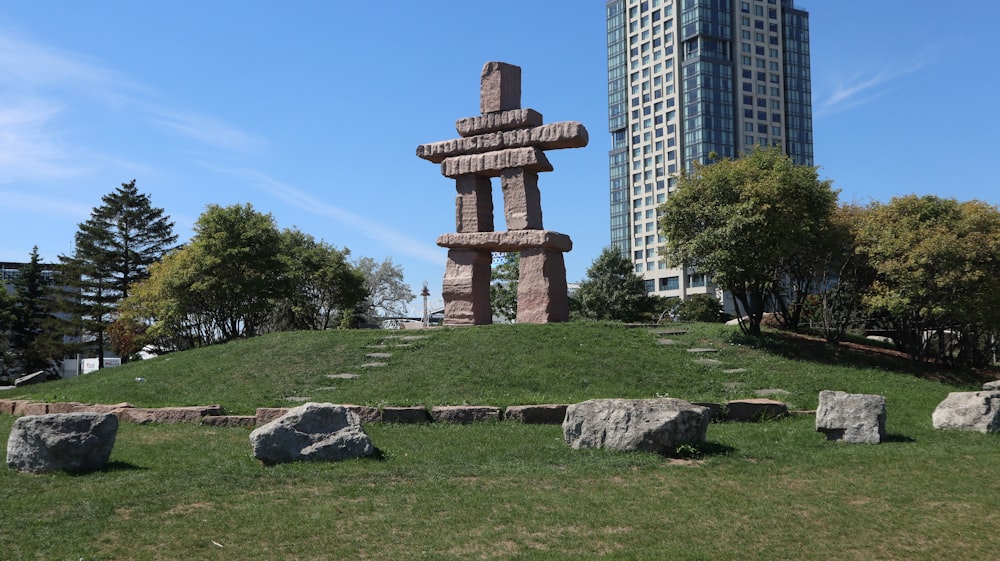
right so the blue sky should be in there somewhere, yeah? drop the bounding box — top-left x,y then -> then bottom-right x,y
1,1 -> 997,314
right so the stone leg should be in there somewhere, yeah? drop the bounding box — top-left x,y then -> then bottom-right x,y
500,169 -> 543,230
516,248 -> 568,323
455,175 -> 494,233
442,249 -> 492,325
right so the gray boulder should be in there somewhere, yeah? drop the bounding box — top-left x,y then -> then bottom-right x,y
6,413 -> 118,474
982,380 -> 1000,391
249,402 -> 374,464
562,398 -> 709,454
932,391 -> 1000,433
815,390 -> 886,443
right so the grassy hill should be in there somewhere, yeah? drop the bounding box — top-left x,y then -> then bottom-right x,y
6,322 -> 990,415
2,322 -> 999,560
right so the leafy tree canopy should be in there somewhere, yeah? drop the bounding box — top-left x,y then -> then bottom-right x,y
659,146 -> 837,335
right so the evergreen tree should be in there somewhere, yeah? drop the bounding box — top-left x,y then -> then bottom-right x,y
11,247 -> 60,374
573,247 -> 654,323
59,180 -> 177,366
490,252 -> 519,322
0,275 -> 16,378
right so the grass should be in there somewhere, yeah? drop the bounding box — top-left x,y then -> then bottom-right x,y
2,322 -> 999,560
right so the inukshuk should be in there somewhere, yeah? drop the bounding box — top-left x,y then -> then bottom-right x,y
416,62 -> 588,324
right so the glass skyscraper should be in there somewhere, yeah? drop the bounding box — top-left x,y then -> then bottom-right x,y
607,0 -> 812,302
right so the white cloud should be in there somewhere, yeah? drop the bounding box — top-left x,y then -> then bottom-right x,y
146,107 -> 266,152
816,49 -> 937,117
208,166 -> 445,266
0,189 -> 91,218
0,99 -> 90,182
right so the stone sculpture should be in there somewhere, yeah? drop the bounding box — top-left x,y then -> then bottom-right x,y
417,62 -> 588,324
562,398 -> 709,454
6,412 -> 118,474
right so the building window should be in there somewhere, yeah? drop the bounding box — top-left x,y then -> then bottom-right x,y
688,273 -> 706,287
660,276 -> 679,290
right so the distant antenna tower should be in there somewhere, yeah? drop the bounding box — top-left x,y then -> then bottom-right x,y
421,282 -> 430,328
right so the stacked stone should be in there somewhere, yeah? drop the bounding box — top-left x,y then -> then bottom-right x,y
416,62 -> 588,324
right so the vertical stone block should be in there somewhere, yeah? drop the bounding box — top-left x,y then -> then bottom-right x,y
500,169 -> 543,230
455,175 -> 494,233
442,249 -> 492,325
516,248 -> 568,323
480,62 -> 521,114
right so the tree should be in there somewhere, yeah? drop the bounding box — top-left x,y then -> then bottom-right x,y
0,277 -> 16,378
676,293 -> 725,323
573,247 -> 654,322
659,146 -> 838,336
10,247 -> 61,374
490,252 -> 519,322
268,229 -> 366,331
354,257 -> 414,322
856,195 -> 1000,366
58,180 -> 177,365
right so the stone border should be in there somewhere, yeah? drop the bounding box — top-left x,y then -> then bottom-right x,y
1,399 -> 807,428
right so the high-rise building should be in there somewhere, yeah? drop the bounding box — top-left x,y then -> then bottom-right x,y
606,0 -> 812,304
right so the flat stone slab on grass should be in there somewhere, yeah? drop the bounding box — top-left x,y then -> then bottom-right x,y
6,412 -> 118,475
722,368 -> 747,374
657,339 -> 678,346
361,362 -> 387,368
326,373 -> 360,380
725,399 -> 788,422
116,405 -> 224,425
379,406 -> 432,424
693,358 -> 723,366
365,353 -> 392,359
431,406 -> 501,424
284,397 -> 312,403
504,404 -> 568,424
687,347 -> 719,353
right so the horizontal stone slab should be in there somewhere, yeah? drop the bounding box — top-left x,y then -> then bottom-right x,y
437,230 -> 572,252
504,404 -> 568,424
456,108 -> 543,137
417,121 -> 589,163
430,405 -> 501,424
440,147 -> 552,178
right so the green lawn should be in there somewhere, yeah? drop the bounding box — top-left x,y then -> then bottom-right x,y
2,322 -> 998,560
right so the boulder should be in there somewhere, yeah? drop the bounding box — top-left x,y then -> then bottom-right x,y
725,399 -> 788,422
6,413 -> 118,475
249,402 -> 374,465
932,391 -> 1000,433
982,380 -> 1000,391
815,390 -> 886,444
562,398 -> 709,454
504,404 -> 568,424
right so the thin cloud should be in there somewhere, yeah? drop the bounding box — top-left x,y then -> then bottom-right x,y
208,166 -> 445,265
0,99 -> 90,182
146,107 -> 266,153
0,190 -> 92,218
816,48 -> 937,117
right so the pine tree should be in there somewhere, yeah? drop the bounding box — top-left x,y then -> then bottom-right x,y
59,180 -> 177,366
10,247 -> 60,374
